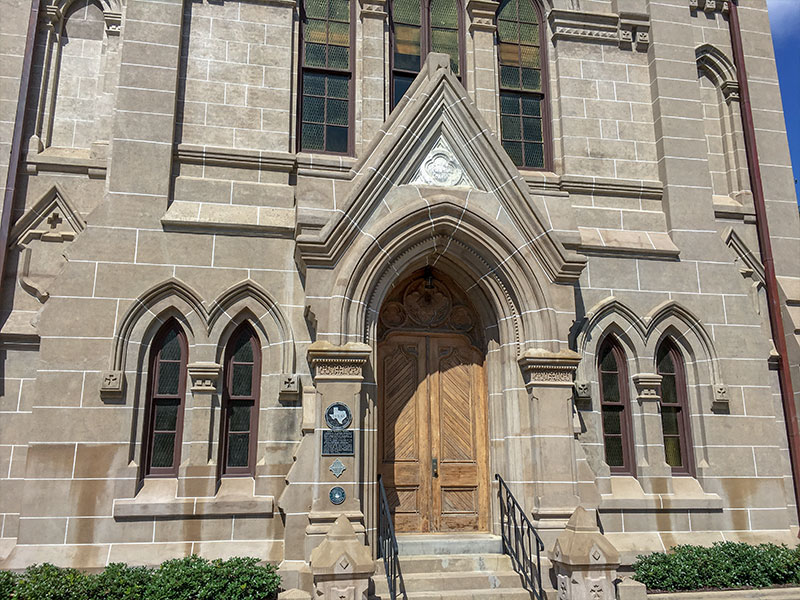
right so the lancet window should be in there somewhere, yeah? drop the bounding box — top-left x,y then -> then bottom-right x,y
598,337 -> 636,476
657,339 -> 695,476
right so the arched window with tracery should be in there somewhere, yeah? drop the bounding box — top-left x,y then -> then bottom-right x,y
496,0 -> 549,170
389,0 -> 464,107
298,0 -> 354,154
220,324 -> 261,476
598,336 -> 635,475
657,339 -> 695,476
143,320 -> 188,477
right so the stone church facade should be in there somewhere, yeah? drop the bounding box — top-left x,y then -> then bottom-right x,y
0,0 -> 799,595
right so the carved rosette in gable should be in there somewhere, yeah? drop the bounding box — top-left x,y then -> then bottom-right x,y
9,185 -> 86,302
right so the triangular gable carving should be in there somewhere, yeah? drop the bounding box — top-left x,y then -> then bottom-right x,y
409,136 -> 476,188
9,184 -> 86,248
296,53 -> 585,283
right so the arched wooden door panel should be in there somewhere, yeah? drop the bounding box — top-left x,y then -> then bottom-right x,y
378,332 -> 489,533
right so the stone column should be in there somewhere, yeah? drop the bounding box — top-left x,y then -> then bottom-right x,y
466,0 -> 499,131
358,0 -> 387,151
310,515 -> 375,600
631,373 -> 672,495
519,349 -> 583,539
305,342 -> 372,557
551,506 -> 620,600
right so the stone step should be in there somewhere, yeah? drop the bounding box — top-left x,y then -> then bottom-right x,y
378,553 -> 515,574
396,534 -> 503,555
373,590 -> 534,600
373,570 -> 526,595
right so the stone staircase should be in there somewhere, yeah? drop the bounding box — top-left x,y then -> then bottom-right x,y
372,535 -> 545,600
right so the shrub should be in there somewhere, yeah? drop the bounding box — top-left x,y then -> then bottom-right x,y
2,555 -> 280,600
633,542 -> 800,592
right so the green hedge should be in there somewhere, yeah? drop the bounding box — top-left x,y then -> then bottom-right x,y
0,555 -> 280,600
633,542 -> 800,592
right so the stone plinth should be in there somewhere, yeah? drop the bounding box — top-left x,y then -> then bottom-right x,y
310,515 -> 375,600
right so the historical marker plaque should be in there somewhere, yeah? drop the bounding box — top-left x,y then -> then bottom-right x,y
322,430 -> 354,456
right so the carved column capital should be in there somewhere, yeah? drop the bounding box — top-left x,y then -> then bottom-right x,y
519,348 -> 581,388
187,362 -> 222,393
359,0 -> 387,19
308,342 -> 371,381
632,373 -> 662,402
466,0 -> 499,32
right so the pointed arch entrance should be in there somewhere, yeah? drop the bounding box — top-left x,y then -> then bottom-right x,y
377,267 -> 490,533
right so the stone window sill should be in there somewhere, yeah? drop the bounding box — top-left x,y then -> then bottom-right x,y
161,201 -> 294,235
113,477 -> 274,520
600,475 -> 723,511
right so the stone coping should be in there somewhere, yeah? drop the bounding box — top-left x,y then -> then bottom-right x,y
113,478 -> 274,519
648,587 -> 800,599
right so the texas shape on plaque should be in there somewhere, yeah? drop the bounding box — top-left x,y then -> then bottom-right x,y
9,185 -> 86,302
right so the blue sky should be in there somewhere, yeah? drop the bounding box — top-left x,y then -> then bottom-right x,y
767,0 -> 800,205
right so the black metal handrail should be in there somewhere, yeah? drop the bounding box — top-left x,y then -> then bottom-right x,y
496,474 -> 545,600
377,475 -> 407,600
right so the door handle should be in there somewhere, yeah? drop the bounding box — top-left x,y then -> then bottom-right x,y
432,457 -> 438,478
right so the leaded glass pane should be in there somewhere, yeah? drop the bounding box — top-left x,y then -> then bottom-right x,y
431,29 -> 459,67
521,67 -> 541,91
600,345 -> 617,372
524,143 -> 544,168
601,372 -> 619,403
664,437 -> 683,467
658,346 -> 675,374
304,18 -> 327,43
521,95 -> 540,116
603,409 -> 621,435
661,407 -> 680,435
329,21 -> 349,46
519,22 -> 538,44
160,329 -> 182,361
303,95 -> 325,123
520,45 -> 539,69
500,93 -> 518,114
499,43 -> 520,66
227,433 -> 250,467
393,25 -> 421,71
328,44 -> 350,69
327,125 -> 348,152
304,42 -> 326,67
301,123 -> 324,150
502,141 -> 523,166
393,0 -> 420,25
329,0 -> 349,21
327,98 -> 348,125
604,436 -> 623,467
430,0 -> 457,28
327,74 -> 349,98
303,72 -> 326,95
498,0 -> 517,21
393,74 -> 414,106
154,400 -> 179,431
232,363 -> 253,397
151,432 -> 175,468
229,403 -> 251,432
661,374 -> 677,405
497,19 -> 518,43
157,361 -> 180,396
501,65 -> 520,89
232,334 -> 254,363
518,0 -> 536,22
305,0 -> 326,19
501,115 -> 521,140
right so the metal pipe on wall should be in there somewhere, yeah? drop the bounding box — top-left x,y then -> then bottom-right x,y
728,0 -> 800,528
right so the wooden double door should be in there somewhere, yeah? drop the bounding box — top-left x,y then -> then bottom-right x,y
378,332 -> 489,533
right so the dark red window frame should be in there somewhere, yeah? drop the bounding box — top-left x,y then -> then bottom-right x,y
143,319 -> 188,478
598,336 -> 636,476
657,339 -> 696,477
297,0 -> 355,155
496,0 -> 552,171
220,324 -> 261,477
389,0 -> 466,108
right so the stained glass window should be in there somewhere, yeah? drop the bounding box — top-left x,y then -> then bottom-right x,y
657,340 -> 694,475
146,321 -> 187,476
390,0 -> 463,108
497,0 -> 547,169
598,337 -> 635,475
300,0 -> 352,153
222,325 -> 260,476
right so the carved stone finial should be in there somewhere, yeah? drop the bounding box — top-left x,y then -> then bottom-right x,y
310,515 -> 375,600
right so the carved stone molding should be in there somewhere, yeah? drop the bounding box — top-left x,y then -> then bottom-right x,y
573,380 -> 591,402
279,373 -> 300,400
713,383 -> 730,412
100,370 -> 125,399
104,12 -> 122,35
359,0 -> 387,19
308,342 -> 371,381
466,0 -> 498,32
632,373 -> 662,402
519,349 -> 582,387
690,0 -> 729,14
549,9 -> 650,50
188,362 -> 222,393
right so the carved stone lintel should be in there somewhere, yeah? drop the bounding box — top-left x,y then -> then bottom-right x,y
632,373 -> 662,402
187,362 -> 222,393
519,349 -> 581,388
100,370 -> 125,398
308,342 -> 371,382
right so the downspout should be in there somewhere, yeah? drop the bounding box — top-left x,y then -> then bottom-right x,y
728,0 -> 800,527
0,0 -> 40,292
